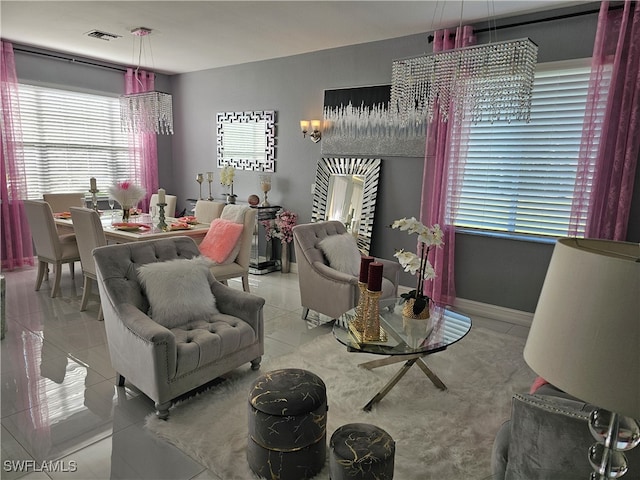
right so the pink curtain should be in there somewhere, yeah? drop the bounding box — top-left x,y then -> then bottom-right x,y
570,0 -> 640,240
124,68 -> 159,212
420,26 -> 476,306
1,40 -> 34,270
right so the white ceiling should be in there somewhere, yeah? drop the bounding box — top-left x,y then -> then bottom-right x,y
2,1 -> 591,75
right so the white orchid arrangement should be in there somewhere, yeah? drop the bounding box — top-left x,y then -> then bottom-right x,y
220,166 -> 235,195
391,217 -> 444,314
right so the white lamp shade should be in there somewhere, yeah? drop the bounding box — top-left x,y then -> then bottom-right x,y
523,238 -> 640,419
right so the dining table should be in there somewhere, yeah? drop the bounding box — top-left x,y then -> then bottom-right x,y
54,211 -> 210,245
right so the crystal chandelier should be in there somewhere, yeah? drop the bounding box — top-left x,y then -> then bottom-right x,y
120,91 -> 173,135
120,27 -> 174,135
390,38 -> 538,124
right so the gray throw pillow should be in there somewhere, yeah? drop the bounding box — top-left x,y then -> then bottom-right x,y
137,256 -> 219,329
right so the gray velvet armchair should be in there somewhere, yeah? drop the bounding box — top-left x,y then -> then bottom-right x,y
292,220 -> 400,320
93,237 -> 265,419
492,384 -> 640,479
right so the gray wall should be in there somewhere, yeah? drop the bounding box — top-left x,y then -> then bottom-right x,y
12,3 -> 640,313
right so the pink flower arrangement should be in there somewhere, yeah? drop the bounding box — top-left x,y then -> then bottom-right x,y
108,180 -> 145,209
262,209 -> 297,244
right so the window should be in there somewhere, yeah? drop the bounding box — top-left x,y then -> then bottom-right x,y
18,83 -> 133,199
452,59 -> 608,239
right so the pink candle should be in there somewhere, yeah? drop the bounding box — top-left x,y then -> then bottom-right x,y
367,262 -> 383,292
359,256 -> 374,283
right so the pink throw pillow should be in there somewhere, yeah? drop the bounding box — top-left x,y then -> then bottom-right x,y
529,376 -> 549,394
199,218 -> 244,264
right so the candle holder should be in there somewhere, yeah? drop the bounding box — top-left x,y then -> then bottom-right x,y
206,172 -> 214,201
196,173 -> 204,200
363,289 -> 386,342
350,282 -> 369,333
259,174 -> 271,207
157,203 -> 168,231
89,188 -> 99,212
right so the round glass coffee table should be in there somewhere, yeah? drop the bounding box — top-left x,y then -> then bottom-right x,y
333,297 -> 472,411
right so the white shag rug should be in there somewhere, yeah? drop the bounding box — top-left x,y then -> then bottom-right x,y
146,326 -> 535,480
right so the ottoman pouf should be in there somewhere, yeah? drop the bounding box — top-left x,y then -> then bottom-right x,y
248,368 -> 327,479
329,423 -> 395,479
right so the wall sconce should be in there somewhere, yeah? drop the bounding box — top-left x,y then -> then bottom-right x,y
300,120 -> 321,143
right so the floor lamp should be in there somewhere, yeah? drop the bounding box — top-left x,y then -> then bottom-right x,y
523,238 -> 640,479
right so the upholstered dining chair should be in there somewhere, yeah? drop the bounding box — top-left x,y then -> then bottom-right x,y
24,200 -> 80,298
194,199 -> 225,223
196,202 -> 257,292
70,207 -> 106,320
293,220 -> 401,320
93,236 -> 265,419
149,193 -> 178,218
43,192 -> 85,213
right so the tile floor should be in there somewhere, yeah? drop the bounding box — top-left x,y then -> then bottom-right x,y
1,264 -> 528,480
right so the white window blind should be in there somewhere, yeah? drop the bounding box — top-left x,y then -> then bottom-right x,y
17,83 -> 133,199
452,61 -> 608,239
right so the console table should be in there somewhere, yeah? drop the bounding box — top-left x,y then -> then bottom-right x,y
250,205 -> 282,274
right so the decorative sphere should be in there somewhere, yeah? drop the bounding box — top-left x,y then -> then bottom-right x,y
248,194 -> 260,206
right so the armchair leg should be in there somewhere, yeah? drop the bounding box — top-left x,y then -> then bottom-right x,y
301,307 -> 309,320
155,401 -> 171,420
250,357 -> 262,371
241,274 -> 250,292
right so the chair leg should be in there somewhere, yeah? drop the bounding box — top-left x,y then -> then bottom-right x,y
301,307 -> 309,320
250,356 -> 262,370
115,373 -> 125,386
155,401 -> 171,420
68,261 -> 75,279
35,261 -> 47,291
80,275 -> 92,311
242,274 -> 250,292
97,305 -> 103,321
51,263 -> 62,298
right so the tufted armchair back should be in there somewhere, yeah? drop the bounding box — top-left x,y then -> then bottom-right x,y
93,236 -> 200,314
293,221 -> 400,320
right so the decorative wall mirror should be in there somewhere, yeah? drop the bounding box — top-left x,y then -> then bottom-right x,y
216,110 -> 276,172
312,157 -> 381,254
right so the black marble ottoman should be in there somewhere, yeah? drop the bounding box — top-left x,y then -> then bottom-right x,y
329,423 -> 395,479
247,368 -> 327,479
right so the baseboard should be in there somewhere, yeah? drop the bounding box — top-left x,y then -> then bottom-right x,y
397,285 -> 533,327
453,298 -> 533,327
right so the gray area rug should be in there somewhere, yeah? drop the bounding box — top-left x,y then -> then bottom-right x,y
146,326 -> 536,479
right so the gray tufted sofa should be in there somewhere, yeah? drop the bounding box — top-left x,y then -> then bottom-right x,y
93,237 -> 265,419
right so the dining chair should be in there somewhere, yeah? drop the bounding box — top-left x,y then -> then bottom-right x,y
194,200 -> 225,223
43,192 -> 85,213
149,194 -> 177,218
70,207 -> 106,320
23,200 -> 80,298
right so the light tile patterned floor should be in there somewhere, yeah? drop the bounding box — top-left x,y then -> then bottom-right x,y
1,264 -> 526,480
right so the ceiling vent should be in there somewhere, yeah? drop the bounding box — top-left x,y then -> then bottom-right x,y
86,30 -> 122,41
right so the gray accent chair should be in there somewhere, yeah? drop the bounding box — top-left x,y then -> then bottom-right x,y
92,237 -> 265,419
24,199 -> 80,298
492,384 -> 640,479
292,221 -> 400,320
